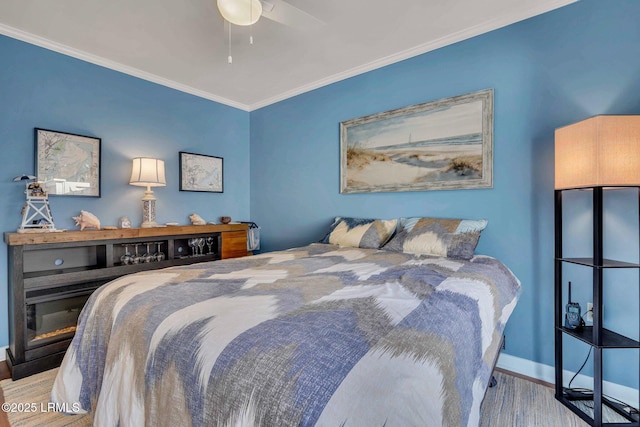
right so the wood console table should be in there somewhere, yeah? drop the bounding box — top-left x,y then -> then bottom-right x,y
4,224 -> 249,379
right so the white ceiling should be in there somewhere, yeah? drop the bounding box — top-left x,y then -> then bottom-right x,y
0,0 -> 576,111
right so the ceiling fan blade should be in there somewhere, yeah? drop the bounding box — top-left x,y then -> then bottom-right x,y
260,0 -> 325,31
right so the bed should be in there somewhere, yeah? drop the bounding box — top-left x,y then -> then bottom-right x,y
51,217 -> 521,427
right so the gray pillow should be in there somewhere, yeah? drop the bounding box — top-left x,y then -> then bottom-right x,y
382,217 -> 487,259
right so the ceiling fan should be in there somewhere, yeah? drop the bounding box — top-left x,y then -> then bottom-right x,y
217,0 -> 324,31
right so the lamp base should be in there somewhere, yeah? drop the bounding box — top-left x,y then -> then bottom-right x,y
140,189 -> 158,228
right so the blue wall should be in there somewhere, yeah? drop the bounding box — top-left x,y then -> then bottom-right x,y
0,35 -> 250,348
250,0 -> 640,388
2,0 -> 640,390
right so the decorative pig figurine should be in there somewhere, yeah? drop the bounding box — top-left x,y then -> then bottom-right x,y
73,210 -> 101,230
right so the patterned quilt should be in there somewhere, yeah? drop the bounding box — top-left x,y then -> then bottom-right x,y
51,243 -> 521,427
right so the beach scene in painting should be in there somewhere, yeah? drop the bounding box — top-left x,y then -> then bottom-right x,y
344,100 -> 485,190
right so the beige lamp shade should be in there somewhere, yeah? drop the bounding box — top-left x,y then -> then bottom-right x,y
555,115 -> 640,189
129,158 -> 166,187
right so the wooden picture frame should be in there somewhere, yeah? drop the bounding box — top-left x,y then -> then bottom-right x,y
35,128 -> 101,197
179,151 -> 223,193
340,89 -> 493,193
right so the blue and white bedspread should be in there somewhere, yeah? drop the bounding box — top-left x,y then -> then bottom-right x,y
51,243 -> 521,427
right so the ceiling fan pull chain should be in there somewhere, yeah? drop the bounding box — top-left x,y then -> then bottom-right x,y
249,0 -> 254,45
228,22 -> 233,64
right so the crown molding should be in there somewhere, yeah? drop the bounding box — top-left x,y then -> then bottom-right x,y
0,23 -> 251,111
248,0 -> 577,110
0,0 -> 576,112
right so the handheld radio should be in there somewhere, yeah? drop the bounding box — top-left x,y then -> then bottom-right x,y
565,281 -> 582,330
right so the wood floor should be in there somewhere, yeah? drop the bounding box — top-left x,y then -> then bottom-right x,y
0,362 -> 8,381
0,361 -> 9,427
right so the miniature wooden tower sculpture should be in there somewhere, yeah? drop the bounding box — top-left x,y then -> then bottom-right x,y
14,175 -> 56,232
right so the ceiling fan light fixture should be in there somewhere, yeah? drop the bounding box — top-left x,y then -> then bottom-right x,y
217,0 -> 262,26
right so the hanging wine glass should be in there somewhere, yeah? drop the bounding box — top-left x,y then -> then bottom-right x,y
140,243 -> 148,263
188,238 -> 197,256
143,242 -> 154,263
206,236 -> 214,254
120,244 -> 133,265
132,243 -> 142,264
198,237 -> 206,256
155,242 -> 165,262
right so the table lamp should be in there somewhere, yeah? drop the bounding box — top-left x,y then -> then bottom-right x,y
129,158 -> 166,228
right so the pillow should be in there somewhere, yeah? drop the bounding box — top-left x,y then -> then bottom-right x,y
382,217 -> 487,259
321,217 -> 398,249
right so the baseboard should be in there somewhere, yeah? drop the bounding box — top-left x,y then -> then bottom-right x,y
0,347 -> 6,362
497,353 -> 639,406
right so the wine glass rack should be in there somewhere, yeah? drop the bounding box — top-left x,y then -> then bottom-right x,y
4,224 -> 249,380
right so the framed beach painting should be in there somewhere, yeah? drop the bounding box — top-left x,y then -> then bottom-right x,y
35,128 -> 101,197
179,151 -> 223,193
340,89 -> 493,193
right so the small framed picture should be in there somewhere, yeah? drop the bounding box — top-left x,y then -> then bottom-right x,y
179,151 -> 223,193
35,128 -> 101,197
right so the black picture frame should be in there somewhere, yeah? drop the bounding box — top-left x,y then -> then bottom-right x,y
34,128 -> 101,197
179,151 -> 224,193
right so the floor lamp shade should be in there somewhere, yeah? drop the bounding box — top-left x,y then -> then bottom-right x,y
555,115 -> 640,189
